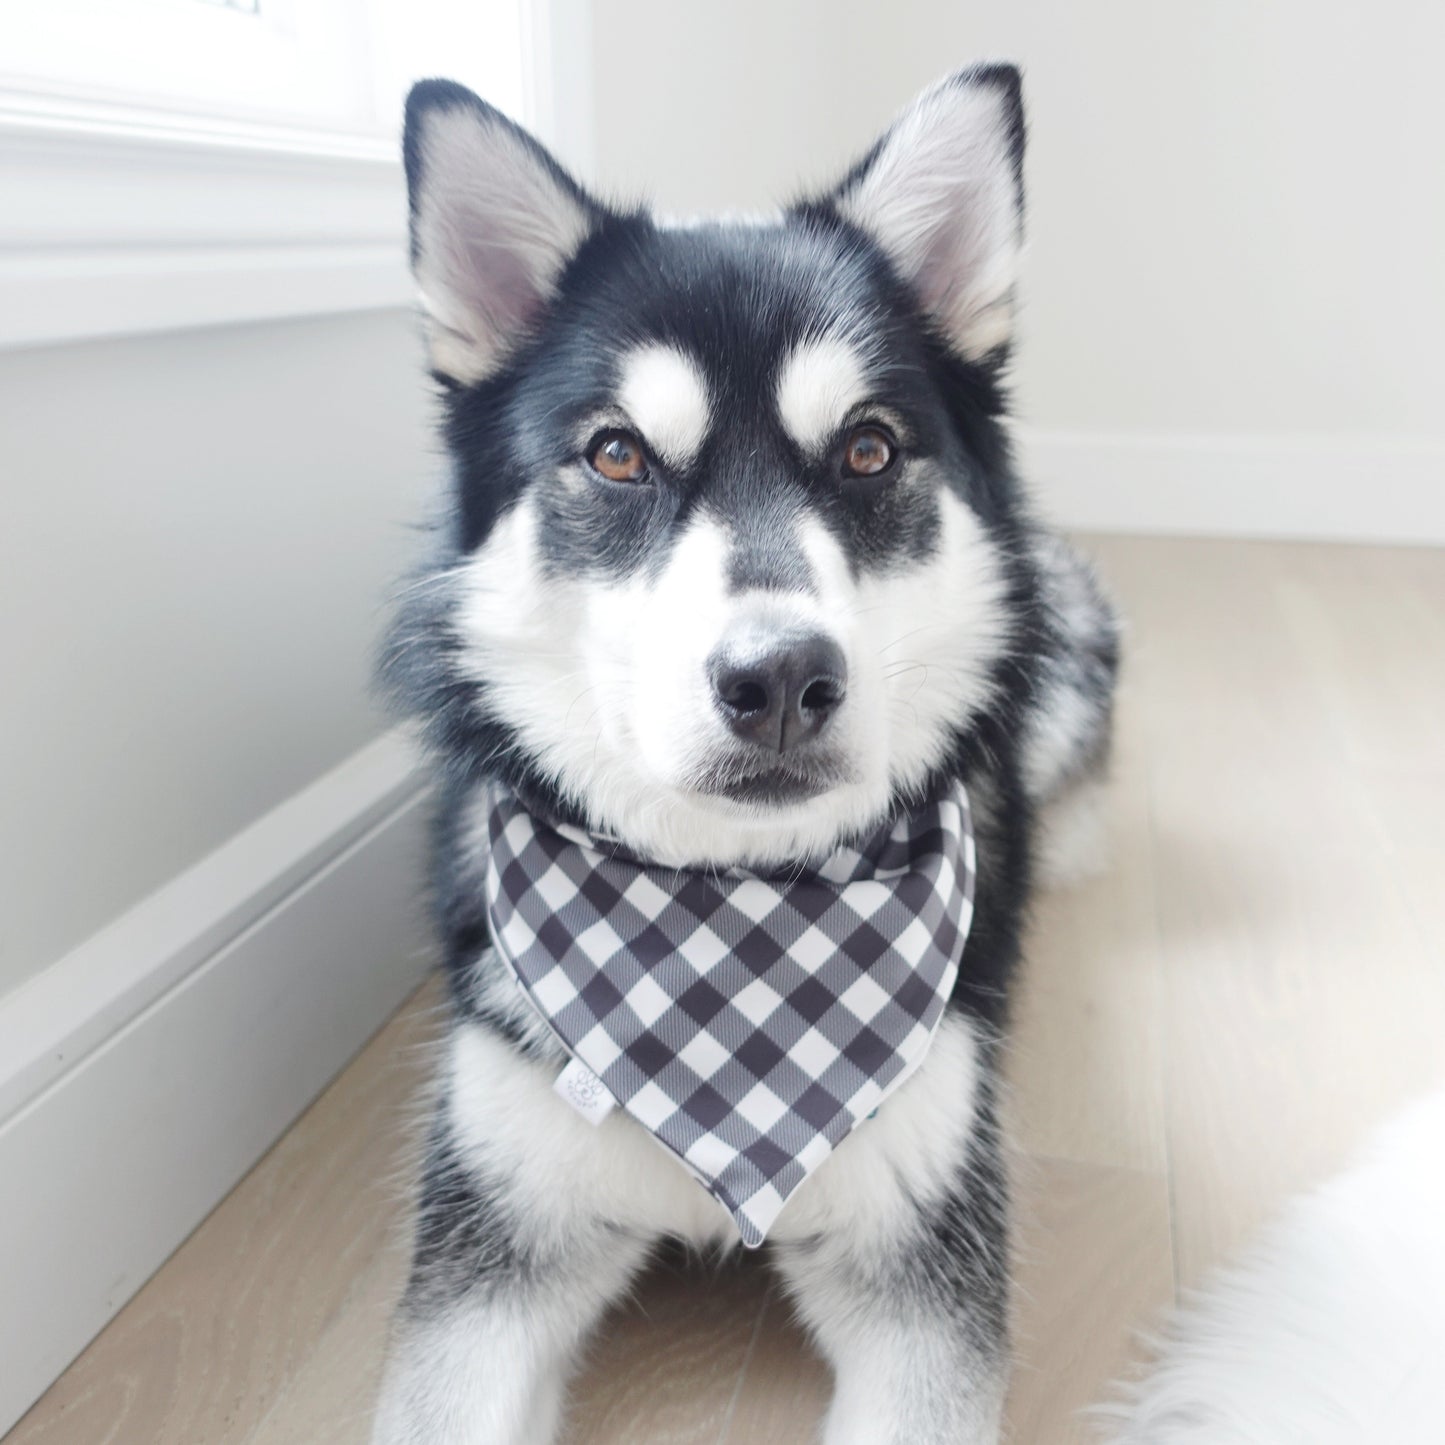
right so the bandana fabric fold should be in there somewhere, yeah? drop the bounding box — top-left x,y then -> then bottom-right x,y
484,782 -> 975,1247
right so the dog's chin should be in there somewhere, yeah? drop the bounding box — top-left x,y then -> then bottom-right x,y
621,750 -> 891,866
711,769 -> 830,807
565,760 -> 896,871
688,750 -> 853,811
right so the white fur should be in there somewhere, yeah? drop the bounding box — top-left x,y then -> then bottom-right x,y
774,1015 -> 1005,1445
452,487 -> 1010,870
616,343 -> 712,469
838,73 -> 1021,360
372,1273 -> 643,1445
371,1003 -> 997,1444
784,1284 -> 1004,1445
1022,671 -> 1100,802
1033,776 -> 1111,887
447,1018 -> 730,1245
1103,1085 -> 1445,1444
775,336 -> 871,454
445,1004 -> 983,1252
772,1008 -> 984,1241
411,102 -> 590,383
656,209 -> 782,230
382,68 -> 1071,1445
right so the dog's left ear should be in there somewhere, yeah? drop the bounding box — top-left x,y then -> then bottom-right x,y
815,65 -> 1025,362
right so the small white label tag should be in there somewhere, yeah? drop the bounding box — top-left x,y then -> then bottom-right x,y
554,1057 -> 616,1125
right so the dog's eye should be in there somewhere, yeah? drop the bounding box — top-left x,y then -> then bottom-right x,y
841,425 -> 897,479
588,430 -> 649,483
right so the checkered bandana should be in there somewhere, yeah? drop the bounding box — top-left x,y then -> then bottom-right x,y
484,782 -> 975,1247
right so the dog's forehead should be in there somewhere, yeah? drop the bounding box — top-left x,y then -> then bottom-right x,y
588,220 -> 891,445
634,221 -> 875,344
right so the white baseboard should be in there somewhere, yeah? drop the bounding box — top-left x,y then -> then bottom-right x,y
1016,429 -> 1445,545
0,731 -> 436,1436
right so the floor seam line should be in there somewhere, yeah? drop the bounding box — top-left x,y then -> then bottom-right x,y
715,1284 -> 772,1444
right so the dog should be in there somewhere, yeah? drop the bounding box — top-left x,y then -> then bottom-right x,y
1103,1085 -> 1445,1444
373,64 -> 1119,1445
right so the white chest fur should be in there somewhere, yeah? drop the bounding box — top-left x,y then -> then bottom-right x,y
445,1008 -> 984,1252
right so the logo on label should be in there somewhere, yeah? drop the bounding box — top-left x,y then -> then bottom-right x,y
554,1057 -> 616,1125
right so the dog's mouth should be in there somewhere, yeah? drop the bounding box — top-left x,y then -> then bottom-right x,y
690,751 -> 852,808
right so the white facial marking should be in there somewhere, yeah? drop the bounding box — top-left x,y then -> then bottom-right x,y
656,209 -> 782,230
796,489 -> 1011,796
616,344 -> 711,469
451,477 -> 1010,871
775,337 -> 871,454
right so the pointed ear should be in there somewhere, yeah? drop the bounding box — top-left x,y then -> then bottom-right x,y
403,80 -> 599,385
823,65 -> 1025,362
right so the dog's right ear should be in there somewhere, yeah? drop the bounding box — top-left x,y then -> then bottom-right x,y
403,80 -> 599,386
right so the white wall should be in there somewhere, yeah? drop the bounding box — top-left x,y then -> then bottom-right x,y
587,0 -> 1445,540
5,3 -> 1439,1001
0,309 -> 433,996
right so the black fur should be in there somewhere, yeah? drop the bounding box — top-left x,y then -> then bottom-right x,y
377,66 -> 1120,1445
386,86 -> 1056,1030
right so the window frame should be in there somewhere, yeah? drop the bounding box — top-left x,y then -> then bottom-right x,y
0,0 -> 589,350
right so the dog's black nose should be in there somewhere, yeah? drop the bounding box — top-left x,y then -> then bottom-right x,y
709,633 -> 847,754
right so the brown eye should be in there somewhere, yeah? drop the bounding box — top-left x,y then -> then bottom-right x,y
588,430 -> 649,483
842,424 -> 897,479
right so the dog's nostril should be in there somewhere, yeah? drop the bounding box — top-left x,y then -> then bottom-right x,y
708,633 -> 847,754
720,677 -> 770,716
800,677 -> 841,714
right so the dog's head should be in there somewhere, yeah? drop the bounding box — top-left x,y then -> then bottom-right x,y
395,68 -> 1033,867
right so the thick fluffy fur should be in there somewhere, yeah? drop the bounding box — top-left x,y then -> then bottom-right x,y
375,67 -> 1119,1444
1102,1086 -> 1445,1444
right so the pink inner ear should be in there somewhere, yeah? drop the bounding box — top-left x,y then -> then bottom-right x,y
427,191 -> 555,351
838,80 -> 1022,358
456,231 -> 548,347
915,180 -> 1003,318
415,107 -> 591,370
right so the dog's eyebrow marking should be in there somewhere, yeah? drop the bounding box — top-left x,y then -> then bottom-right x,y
775,337 -> 871,455
616,344 -> 712,470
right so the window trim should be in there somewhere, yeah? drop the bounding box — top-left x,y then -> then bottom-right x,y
0,88 -> 406,350
0,1 -> 588,350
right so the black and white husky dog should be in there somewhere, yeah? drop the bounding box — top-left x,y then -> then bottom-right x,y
374,64 -> 1118,1445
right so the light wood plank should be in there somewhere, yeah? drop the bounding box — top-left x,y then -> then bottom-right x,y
1007,1154 -> 1175,1444
246,1244 -> 409,1445
1008,681 -> 1169,1176
11,536 -> 1445,1445
1094,537 -> 1445,1285
1276,544 -> 1445,957
717,1284 -> 829,1445
6,983 -> 442,1445
564,1254 -> 772,1445
715,1153 -> 1177,1445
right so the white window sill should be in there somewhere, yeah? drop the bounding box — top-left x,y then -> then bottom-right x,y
0,88 -> 412,349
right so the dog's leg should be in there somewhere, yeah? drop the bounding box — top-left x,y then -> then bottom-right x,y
772,1083 -> 1011,1445
371,1122 -> 650,1445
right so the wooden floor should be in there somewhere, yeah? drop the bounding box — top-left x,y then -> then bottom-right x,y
10,536 -> 1445,1444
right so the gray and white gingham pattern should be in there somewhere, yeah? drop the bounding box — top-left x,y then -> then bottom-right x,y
485,782 -> 975,1247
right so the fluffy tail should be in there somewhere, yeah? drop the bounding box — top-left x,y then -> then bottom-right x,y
1100,1085 -> 1445,1444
